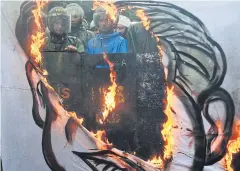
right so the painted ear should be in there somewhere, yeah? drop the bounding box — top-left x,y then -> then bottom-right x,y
203,88 -> 235,165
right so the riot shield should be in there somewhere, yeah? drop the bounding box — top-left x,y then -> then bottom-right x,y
41,51 -> 165,159
42,51 -> 83,114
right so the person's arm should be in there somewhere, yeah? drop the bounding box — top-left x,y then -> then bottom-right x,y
65,37 -> 84,53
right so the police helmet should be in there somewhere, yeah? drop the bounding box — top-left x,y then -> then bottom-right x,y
65,3 -> 84,25
93,7 -> 119,28
47,7 -> 71,34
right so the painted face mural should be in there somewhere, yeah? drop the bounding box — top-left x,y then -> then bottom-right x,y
8,0 -> 239,171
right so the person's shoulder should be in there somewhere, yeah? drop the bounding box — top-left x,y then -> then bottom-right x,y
86,36 -> 98,49
116,35 -> 127,42
112,32 -> 124,40
88,35 -> 99,43
86,30 -> 94,35
87,37 -> 94,43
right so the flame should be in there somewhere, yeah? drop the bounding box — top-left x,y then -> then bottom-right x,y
91,130 -> 112,145
30,0 -> 48,64
68,111 -> 84,125
40,76 -> 55,91
101,53 -> 118,122
30,0 -> 55,91
161,86 -> 175,160
148,156 -> 164,169
30,1 -> 61,95
136,9 -> 151,31
135,9 -> 163,57
93,0 -> 118,23
224,121 -> 240,171
42,69 -> 48,76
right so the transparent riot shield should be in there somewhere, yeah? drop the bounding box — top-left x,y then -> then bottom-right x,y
42,51 -> 83,113
82,53 -> 165,158
41,51 -> 166,162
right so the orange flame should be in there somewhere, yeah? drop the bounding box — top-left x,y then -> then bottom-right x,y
224,121 -> 240,171
30,0 -> 48,65
40,77 -> 55,91
93,0 -> 118,23
91,130 -> 112,145
135,10 -> 163,57
148,156 -> 164,169
68,111 -> 84,125
161,86 -> 175,160
136,9 -> 151,31
101,53 -> 118,122
29,0 -> 56,91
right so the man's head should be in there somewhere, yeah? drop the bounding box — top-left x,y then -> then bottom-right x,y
93,7 -> 118,34
117,15 -> 131,36
65,3 -> 84,31
47,7 -> 71,35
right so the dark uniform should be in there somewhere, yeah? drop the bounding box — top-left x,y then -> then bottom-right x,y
42,6 -> 87,145
42,6 -> 84,111
43,6 -> 85,52
68,26 -> 94,49
43,35 -> 85,52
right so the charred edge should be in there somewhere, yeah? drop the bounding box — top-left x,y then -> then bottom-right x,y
72,151 -> 126,171
65,118 -> 78,144
25,60 -> 44,128
41,86 -> 66,171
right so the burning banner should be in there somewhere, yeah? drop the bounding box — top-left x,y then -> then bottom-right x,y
13,0 -> 237,171
224,121 -> 240,171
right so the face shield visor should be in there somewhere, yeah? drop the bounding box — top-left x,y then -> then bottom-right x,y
47,13 -> 71,35
65,4 -> 84,27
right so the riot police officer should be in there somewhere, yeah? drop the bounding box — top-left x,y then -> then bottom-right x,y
44,6 -> 85,53
42,6 -> 84,109
65,3 -> 94,49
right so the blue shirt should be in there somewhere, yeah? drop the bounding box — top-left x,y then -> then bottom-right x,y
87,32 -> 128,54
